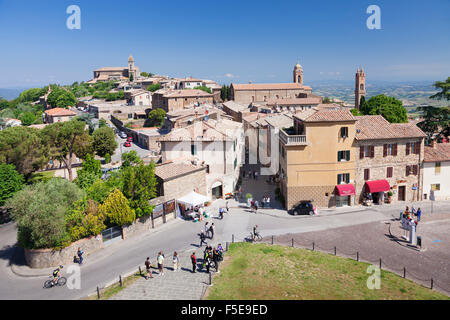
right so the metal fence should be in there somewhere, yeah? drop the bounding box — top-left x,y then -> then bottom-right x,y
101,226 -> 123,244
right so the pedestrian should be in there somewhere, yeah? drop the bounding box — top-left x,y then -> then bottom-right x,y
209,223 -> 215,240
226,201 -> 230,213
77,247 -> 84,265
200,230 -> 207,247
253,170 -> 256,180
266,195 -> 271,208
219,207 -> 224,219
191,252 -> 197,273
157,251 -> 165,275
172,251 -> 180,272
255,171 -> 258,180
204,222 -> 210,237
213,248 -> 220,273
217,243 -> 223,254
198,206 -> 204,219
205,253 -> 211,273
254,200 -> 259,214
145,257 -> 153,280
417,207 -> 422,222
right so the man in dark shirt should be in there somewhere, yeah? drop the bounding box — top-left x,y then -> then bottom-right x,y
191,252 -> 197,273
145,257 -> 153,280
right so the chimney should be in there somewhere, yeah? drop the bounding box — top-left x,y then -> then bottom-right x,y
430,139 -> 437,149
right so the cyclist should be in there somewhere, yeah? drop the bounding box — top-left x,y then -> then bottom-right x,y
51,266 -> 63,286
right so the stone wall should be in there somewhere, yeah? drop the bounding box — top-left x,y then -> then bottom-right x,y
162,169 -> 207,200
286,185 -> 336,209
122,211 -> 177,240
24,235 -> 104,269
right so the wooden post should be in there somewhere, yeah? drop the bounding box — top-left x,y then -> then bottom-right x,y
226,242 -> 229,251
357,252 -> 359,261
431,279 -> 433,290
379,258 -> 382,270
334,247 -> 336,255
119,275 -> 123,287
97,286 -> 100,299
232,234 -> 234,243
312,242 -> 315,251
271,235 -> 274,245
139,266 -> 142,276
291,238 -> 294,247
403,267 -> 406,278
209,272 -> 212,286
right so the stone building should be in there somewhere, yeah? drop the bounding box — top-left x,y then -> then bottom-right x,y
90,54 -> 140,83
354,115 -> 426,204
155,161 -> 208,200
279,109 -> 357,209
152,89 -> 214,113
229,63 -> 313,105
355,67 -> 366,110
44,108 -> 77,123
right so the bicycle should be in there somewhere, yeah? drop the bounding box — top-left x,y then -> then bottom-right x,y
248,232 -> 263,242
44,266 -> 67,288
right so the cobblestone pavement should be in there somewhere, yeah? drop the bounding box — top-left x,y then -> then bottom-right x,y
270,212 -> 450,296
111,250 -> 213,300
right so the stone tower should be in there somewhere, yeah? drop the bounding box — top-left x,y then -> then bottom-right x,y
355,67 -> 366,110
293,62 -> 303,85
128,54 -> 135,79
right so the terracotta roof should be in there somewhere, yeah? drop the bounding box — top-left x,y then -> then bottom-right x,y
223,101 -> 249,113
355,115 -> 427,140
424,143 -> 450,162
45,108 -> 77,116
155,161 -> 205,180
159,89 -> 213,98
266,97 -> 322,106
302,109 -> 356,122
232,83 -> 312,91
95,67 -> 127,72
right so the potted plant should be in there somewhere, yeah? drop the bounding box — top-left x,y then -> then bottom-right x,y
387,191 -> 393,203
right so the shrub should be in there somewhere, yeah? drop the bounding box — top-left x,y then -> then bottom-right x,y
99,189 -> 135,227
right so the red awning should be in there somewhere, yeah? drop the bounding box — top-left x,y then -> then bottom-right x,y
335,184 -> 356,196
365,180 -> 390,193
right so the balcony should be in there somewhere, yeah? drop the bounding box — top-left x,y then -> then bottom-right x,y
279,128 -> 307,146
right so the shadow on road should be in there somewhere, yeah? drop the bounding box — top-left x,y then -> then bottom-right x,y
0,243 -> 26,267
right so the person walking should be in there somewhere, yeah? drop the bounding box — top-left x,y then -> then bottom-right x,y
254,200 -> 259,214
145,257 -> 153,280
205,253 -> 211,273
219,207 -> 224,220
172,251 -> 180,272
417,207 -> 422,222
77,247 -> 84,265
157,251 -> 165,275
255,171 -> 258,180
190,252 -> 197,273
226,201 -> 230,213
204,222 -> 210,237
266,195 -> 271,208
199,230 -> 207,247
209,223 -> 215,240
213,248 -> 220,273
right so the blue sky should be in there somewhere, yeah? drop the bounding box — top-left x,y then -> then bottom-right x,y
0,0 -> 449,87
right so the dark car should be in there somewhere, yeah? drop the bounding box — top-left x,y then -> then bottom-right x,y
289,201 -> 315,216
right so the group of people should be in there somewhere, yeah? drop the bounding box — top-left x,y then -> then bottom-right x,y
243,170 -> 259,180
144,251 -> 181,280
200,222 -> 216,246
403,205 -> 422,222
261,195 -> 271,208
200,244 -> 223,273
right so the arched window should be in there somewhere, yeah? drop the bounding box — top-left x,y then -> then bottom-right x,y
360,84 -> 364,90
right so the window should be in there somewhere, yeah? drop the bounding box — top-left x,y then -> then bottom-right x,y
234,158 -> 237,170
431,184 -> 440,191
191,144 -> 197,155
435,162 -> 441,175
360,145 -> 374,159
406,165 -> 417,176
383,143 -> 397,157
387,167 -> 393,178
233,140 -> 236,152
337,173 -> 350,184
406,142 -> 420,155
338,150 -> 350,161
340,127 -> 348,138
364,168 -> 370,180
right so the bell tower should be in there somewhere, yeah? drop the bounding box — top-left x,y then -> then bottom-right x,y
128,54 -> 135,78
293,62 -> 303,85
355,67 -> 366,110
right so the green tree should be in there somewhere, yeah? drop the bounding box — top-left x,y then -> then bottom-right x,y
129,74 -> 134,82
86,174 -> 122,204
66,199 -> 106,242
55,91 -> 77,108
0,98 -> 10,110
98,118 -> 108,128
77,112 -> 96,134
417,106 -> 450,143
6,178 -> 85,249
74,154 -> 103,189
19,111 -> 37,126
430,77 -> 450,101
121,150 -> 143,167
193,86 -> 212,94
147,108 -> 166,127
42,119 -> 91,181
92,126 -> 118,157
140,72 -> 154,78
322,97 -> 332,104
17,87 -> 48,103
220,85 -> 230,101
360,94 -> 407,123
99,188 -> 135,227
120,162 -> 157,218
0,164 -> 25,206
0,126 -> 48,178
350,108 -> 362,116
147,83 -> 161,92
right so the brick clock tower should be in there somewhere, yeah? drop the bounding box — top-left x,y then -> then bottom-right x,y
293,62 -> 303,85
355,67 -> 366,110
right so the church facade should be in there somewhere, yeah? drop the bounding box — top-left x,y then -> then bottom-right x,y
90,54 -> 140,83
229,63 -> 313,105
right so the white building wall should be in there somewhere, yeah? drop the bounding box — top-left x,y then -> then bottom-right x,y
422,161 -> 450,200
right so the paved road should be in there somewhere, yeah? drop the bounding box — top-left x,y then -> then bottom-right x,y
1,199 -> 449,300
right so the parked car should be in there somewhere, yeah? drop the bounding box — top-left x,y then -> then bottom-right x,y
119,132 -> 127,139
289,201 -> 315,216
127,136 -> 133,142
124,141 -> 131,147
